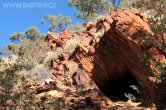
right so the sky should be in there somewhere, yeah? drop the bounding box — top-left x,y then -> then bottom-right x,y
0,0 -> 82,51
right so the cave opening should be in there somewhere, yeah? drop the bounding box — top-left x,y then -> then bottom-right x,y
101,71 -> 141,102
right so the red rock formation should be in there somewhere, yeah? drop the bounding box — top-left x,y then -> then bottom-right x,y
76,8 -> 166,104
45,8 -> 166,109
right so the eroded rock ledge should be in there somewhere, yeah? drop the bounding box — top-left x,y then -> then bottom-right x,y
44,8 -> 166,109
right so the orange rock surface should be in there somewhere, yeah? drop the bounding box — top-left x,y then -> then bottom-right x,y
43,8 -> 166,109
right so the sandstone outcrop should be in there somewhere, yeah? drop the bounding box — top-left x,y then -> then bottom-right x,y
41,8 -> 166,109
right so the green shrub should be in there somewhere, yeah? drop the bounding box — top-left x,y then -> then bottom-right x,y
143,35 -> 155,46
138,52 -> 152,65
63,38 -> 80,52
43,51 -> 59,66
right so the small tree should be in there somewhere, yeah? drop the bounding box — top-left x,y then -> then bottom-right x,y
41,14 -> 72,32
68,0 -> 125,21
25,26 -> 40,41
3,27 -> 49,70
68,0 -> 111,21
10,32 -> 24,43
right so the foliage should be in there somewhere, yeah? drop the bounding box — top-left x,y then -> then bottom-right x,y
156,61 -> 166,74
139,52 -> 152,64
0,26 -> 60,108
0,20 -> 80,108
3,27 -> 50,69
143,35 -> 155,46
10,32 -> 24,43
132,0 -> 166,34
43,51 -> 59,66
69,23 -> 86,34
139,52 -> 166,84
0,59 -> 68,109
0,57 -> 23,107
25,26 -> 41,41
155,61 -> 166,84
134,0 -> 166,84
41,14 -> 72,32
68,0 -> 127,21
63,38 -> 80,52
68,0 -> 111,21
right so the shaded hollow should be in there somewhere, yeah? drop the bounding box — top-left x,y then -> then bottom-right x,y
101,70 -> 141,102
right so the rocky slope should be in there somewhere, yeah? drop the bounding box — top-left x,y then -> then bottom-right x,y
30,8 -> 166,110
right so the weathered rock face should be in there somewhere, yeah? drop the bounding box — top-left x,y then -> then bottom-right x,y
45,8 -> 166,109
77,8 -> 165,103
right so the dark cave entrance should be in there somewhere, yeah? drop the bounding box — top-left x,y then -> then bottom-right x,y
101,71 -> 141,102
